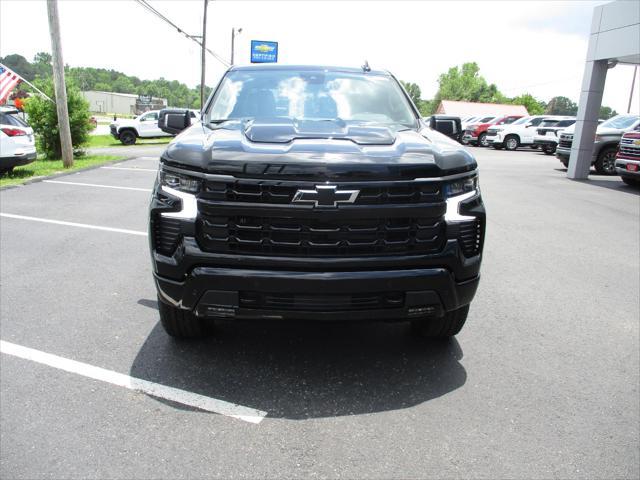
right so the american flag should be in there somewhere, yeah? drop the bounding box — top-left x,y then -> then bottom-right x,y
0,65 -> 22,105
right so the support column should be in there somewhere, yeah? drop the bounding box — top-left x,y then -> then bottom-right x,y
567,59 -> 608,179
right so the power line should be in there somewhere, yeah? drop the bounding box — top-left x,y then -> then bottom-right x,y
134,0 -> 230,68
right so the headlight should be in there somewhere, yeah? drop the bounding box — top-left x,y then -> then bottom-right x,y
444,174 -> 479,198
159,169 -> 201,193
494,128 -> 503,133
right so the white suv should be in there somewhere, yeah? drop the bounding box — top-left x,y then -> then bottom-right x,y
486,115 -> 570,151
0,107 -> 37,174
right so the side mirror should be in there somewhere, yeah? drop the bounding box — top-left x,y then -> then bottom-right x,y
427,115 -> 463,142
159,108 -> 191,135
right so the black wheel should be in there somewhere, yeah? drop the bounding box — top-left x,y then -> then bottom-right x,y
158,297 -> 211,338
560,157 -> 569,168
622,176 -> 640,187
594,146 -> 617,175
504,135 -> 519,151
542,145 -> 556,155
119,129 -> 137,145
478,132 -> 488,147
530,145 -> 539,149
492,144 -> 503,150
411,305 -> 470,338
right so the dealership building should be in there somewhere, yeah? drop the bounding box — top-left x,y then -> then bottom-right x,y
568,0 -> 640,179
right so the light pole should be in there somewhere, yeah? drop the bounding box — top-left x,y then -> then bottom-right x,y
200,0 -> 209,110
231,27 -> 242,66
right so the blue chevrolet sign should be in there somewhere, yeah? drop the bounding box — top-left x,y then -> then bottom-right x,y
250,40 -> 278,63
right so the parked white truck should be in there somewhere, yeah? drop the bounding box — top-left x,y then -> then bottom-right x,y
110,110 -> 198,145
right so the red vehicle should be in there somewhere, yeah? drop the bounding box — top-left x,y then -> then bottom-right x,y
462,115 -> 524,147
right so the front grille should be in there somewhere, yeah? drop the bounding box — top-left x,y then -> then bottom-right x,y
239,291 -> 404,311
197,214 -> 445,257
559,135 -> 573,149
153,216 -> 182,255
458,220 -> 483,257
203,179 -> 442,205
619,145 -> 640,158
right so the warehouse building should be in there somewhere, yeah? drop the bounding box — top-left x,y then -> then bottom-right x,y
81,90 -> 167,115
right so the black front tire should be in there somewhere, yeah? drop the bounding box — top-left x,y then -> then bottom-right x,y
411,305 -> 470,338
478,132 -> 488,147
158,297 -> 210,338
594,146 -> 617,175
119,130 -> 137,145
542,145 -> 556,155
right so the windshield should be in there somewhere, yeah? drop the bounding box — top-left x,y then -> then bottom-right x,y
556,119 -> 575,127
208,69 -> 418,128
600,115 -> 639,129
511,116 -> 531,125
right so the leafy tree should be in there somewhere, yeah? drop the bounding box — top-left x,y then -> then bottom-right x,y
512,93 -> 546,115
433,62 -> 504,104
0,54 -> 35,81
598,105 -> 618,119
400,81 -> 423,107
545,96 -> 578,115
32,52 -> 52,80
23,78 -> 93,159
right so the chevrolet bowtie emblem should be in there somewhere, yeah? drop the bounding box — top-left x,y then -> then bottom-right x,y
292,185 -> 360,207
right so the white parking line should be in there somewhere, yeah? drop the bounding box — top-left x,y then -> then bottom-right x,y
43,180 -> 152,192
0,340 -> 267,424
0,213 -> 147,236
101,167 -> 158,172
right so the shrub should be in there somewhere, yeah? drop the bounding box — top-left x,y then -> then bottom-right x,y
23,78 -> 92,159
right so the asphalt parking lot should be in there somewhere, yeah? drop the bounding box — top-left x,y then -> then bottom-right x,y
1,147 -> 638,479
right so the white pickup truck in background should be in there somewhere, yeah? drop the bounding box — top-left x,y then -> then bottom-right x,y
110,109 -> 198,145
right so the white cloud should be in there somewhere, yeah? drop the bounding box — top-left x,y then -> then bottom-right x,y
0,0 -> 637,113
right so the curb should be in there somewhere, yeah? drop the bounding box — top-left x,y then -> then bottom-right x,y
0,155 -> 145,191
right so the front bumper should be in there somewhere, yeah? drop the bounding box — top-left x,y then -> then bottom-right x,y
534,138 -> 558,147
615,157 -> 640,178
155,266 -> 480,322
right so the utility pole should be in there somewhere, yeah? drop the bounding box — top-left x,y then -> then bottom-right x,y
200,0 -> 209,110
231,27 -> 242,66
46,0 -> 73,167
628,65 -> 638,114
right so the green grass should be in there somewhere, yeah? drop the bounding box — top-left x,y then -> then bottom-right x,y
0,155 -> 124,187
86,134 -> 172,148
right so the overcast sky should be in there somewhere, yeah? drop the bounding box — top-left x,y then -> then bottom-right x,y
1,0 -> 638,114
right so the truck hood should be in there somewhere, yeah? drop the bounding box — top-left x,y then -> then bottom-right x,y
561,125 -> 626,136
161,119 -> 477,181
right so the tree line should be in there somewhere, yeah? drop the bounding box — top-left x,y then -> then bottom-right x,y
1,53 -> 618,119
1,52 -> 211,109
401,62 -> 618,119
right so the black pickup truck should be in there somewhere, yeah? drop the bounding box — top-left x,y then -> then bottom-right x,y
150,65 -> 485,339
